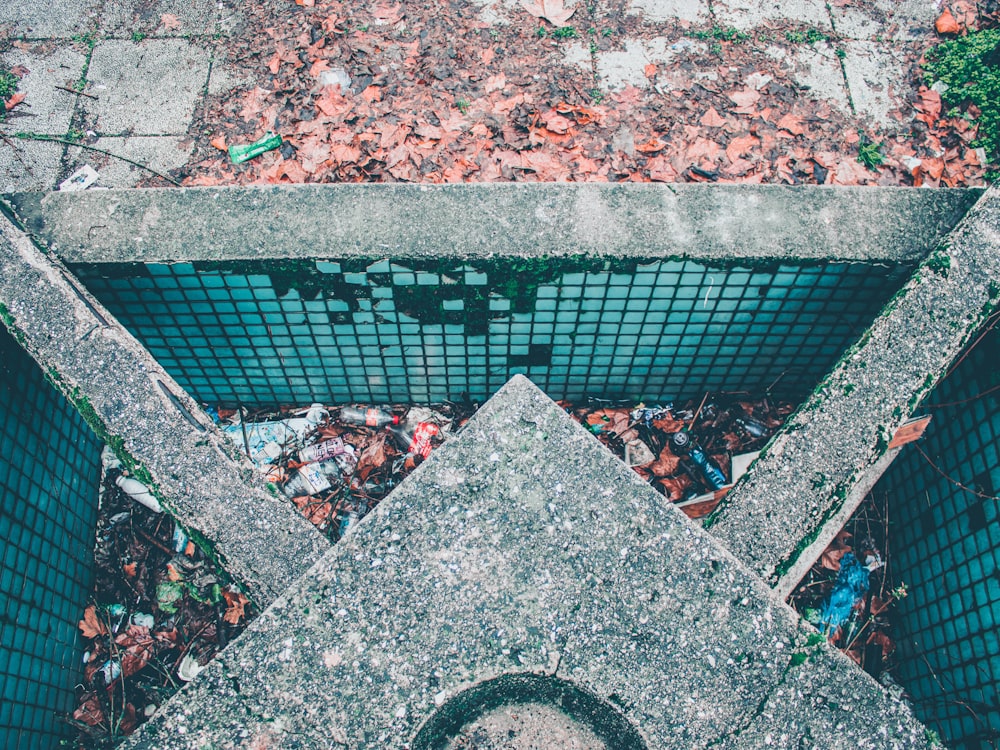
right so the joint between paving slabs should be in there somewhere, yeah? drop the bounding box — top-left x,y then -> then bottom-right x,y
823,1 -> 857,116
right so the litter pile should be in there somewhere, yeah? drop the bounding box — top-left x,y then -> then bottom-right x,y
787,490 -> 907,682
70,450 -> 252,748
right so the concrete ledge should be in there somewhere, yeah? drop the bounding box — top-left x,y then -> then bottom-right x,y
0,205 -> 330,605
707,185 -> 1000,588
126,376 -> 930,749
6,184 -> 981,264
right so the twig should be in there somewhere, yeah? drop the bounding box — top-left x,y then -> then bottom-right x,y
914,444 -> 999,500
924,381 -> 1000,409
14,133 -> 183,186
0,131 -> 33,174
55,84 -> 99,100
689,391 -> 710,430
133,526 -> 174,556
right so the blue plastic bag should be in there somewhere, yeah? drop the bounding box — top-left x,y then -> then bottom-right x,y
819,552 -> 870,635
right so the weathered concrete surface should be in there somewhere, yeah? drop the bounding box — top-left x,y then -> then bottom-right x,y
126,376 -> 931,750
0,205 -> 329,606
6,184 -> 982,264
707,185 -> 1000,588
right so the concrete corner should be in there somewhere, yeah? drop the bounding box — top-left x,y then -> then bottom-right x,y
125,375 -> 931,749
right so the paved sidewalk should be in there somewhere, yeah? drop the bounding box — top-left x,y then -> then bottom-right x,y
1,0 -> 947,191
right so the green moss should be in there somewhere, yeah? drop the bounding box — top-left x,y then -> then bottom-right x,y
924,249 -> 951,276
923,28 -> 1000,164
789,652 -> 808,667
0,302 -> 28,346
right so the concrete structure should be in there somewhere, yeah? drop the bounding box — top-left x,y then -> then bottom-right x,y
124,376 -> 934,749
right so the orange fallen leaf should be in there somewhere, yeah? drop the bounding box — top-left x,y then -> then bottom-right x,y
644,62 -> 657,78
635,138 -> 667,153
78,605 -> 107,639
935,7 -> 959,34
210,136 -> 227,151
222,589 -> 250,625
520,0 -> 577,25
776,113 -> 806,136
295,0 -> 316,5
700,107 -> 725,127
3,92 -> 26,111
123,562 -> 138,578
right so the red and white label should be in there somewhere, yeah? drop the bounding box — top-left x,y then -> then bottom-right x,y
364,408 -> 380,427
408,422 -> 440,458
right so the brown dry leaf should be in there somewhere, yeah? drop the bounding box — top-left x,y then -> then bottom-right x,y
644,62 -> 657,79
123,562 -> 138,578
725,134 -> 758,163
355,433 -> 388,481
867,630 -> 894,659
209,136 -> 227,152
935,7 -> 960,34
295,0 -> 316,5
700,107 -> 725,127
635,138 -> 667,154
223,589 -> 250,625
160,13 -> 182,31
78,605 -> 107,639
520,0 -> 577,25
647,447 -> 681,478
3,92 -> 26,111
728,87 -> 760,112
73,692 -> 104,727
776,113 -> 806,136
116,626 -> 154,678
915,88 -> 942,126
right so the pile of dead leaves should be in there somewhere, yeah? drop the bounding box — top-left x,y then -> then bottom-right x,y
70,474 -> 252,747
154,0 -> 996,188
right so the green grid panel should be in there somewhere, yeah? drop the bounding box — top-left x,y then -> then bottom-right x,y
70,258 -> 911,407
878,327 -> 1000,750
0,327 -> 101,750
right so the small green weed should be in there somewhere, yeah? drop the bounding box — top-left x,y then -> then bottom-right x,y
589,41 -> 598,54
72,30 -> 98,50
0,68 -> 19,122
601,28 -> 613,37
552,26 -> 577,39
536,26 -> 548,37
131,30 -> 146,42
589,87 -> 604,104
691,26 -> 749,43
785,28 -> 827,44
922,28 -> 1000,163
0,69 -> 18,100
857,132 -> 884,169
456,98 -> 469,114
835,47 -> 846,59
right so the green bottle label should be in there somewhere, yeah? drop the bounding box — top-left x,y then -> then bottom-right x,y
228,132 -> 283,164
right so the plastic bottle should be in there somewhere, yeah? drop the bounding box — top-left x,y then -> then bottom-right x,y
735,416 -> 768,439
388,421 -> 440,458
339,406 -> 399,428
280,460 -> 345,498
298,436 -> 354,464
669,431 -> 727,490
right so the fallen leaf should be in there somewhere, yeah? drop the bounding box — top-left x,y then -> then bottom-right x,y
725,134 -> 759,163
635,138 -> 667,153
223,589 -> 250,625
935,7 -> 960,34
160,13 -> 182,31
210,136 -> 227,151
776,113 -> 806,136
728,87 -> 760,112
295,0 -> 316,5
644,62 -> 657,79
78,605 -> 107,639
73,693 -> 104,727
700,107 -> 725,127
915,87 -> 941,126
123,562 -> 138,578
520,0 -> 577,25
3,92 -> 26,111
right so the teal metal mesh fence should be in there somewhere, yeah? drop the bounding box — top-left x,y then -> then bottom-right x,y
880,326 -> 1000,750
0,327 -> 101,749
69,257 -> 913,407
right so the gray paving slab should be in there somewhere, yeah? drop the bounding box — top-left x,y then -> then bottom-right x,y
829,0 -> 937,41
0,46 -> 87,134
711,0 -> 832,32
626,0 -> 710,24
840,40 -> 913,128
123,375 -> 932,749
0,0 -> 101,38
100,0 -> 220,37
764,42 -> 852,114
566,37 -> 708,91
0,137 -> 62,193
65,136 -> 192,187
80,39 -> 211,135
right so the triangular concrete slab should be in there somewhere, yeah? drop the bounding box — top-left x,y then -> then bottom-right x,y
127,376 -> 930,749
